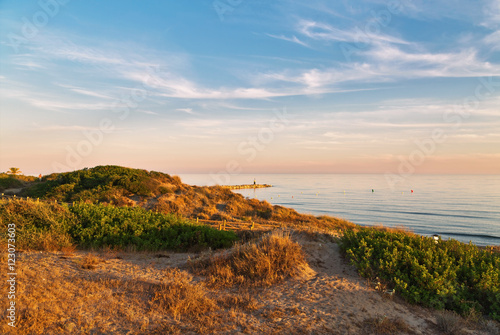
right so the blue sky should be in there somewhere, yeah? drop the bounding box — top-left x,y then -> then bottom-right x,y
1,0 -> 499,176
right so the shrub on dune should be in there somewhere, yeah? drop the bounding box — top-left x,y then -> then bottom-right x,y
193,230 -> 311,287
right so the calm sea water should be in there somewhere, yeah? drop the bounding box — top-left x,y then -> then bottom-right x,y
178,174 -> 500,246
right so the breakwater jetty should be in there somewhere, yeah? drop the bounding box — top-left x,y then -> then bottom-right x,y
223,184 -> 273,190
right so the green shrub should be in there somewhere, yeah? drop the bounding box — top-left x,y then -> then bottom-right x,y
69,202 -> 237,251
0,199 -> 237,252
0,174 -> 25,191
0,200 -> 74,250
340,228 -> 500,321
24,165 -> 181,202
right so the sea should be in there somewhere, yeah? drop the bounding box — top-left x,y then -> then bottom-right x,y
178,174 -> 500,247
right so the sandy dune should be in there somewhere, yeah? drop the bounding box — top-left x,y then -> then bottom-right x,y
5,231 -> 497,334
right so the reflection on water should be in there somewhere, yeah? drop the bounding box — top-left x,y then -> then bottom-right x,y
178,174 -> 500,246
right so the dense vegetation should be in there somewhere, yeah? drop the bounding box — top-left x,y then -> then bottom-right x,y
23,165 -> 183,203
0,173 -> 36,191
340,228 -> 500,321
0,199 -> 237,251
70,202 -> 237,250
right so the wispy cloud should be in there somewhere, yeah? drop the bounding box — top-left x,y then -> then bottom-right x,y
266,33 -> 309,47
483,30 -> 500,50
139,110 -> 158,115
176,108 -> 197,115
482,0 -> 500,28
67,87 -> 113,100
259,41 -> 500,90
298,20 -> 409,45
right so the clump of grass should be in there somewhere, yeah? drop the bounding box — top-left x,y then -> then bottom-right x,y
362,315 -> 413,335
150,268 -> 216,320
193,230 -> 310,287
436,310 -> 464,334
81,253 -> 106,270
60,244 -> 77,257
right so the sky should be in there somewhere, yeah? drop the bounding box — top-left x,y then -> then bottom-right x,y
1,0 -> 500,177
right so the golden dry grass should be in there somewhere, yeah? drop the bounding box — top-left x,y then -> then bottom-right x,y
192,230 -> 310,287
150,268 -> 216,320
361,315 -> 413,335
80,253 -> 106,269
435,310 -> 465,335
0,252 -> 226,334
0,254 -> 152,334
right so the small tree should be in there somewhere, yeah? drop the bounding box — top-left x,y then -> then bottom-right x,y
7,167 -> 22,175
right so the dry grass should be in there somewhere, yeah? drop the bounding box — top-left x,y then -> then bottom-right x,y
362,315 -> 414,334
0,254 -> 152,334
0,252 -> 230,334
150,268 -> 216,320
60,244 -> 77,257
80,253 -> 106,269
436,310 -> 464,334
217,289 -> 262,311
193,230 -> 310,287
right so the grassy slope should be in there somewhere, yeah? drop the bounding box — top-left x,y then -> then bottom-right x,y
21,165 -> 354,231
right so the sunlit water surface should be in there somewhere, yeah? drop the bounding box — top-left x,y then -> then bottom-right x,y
178,174 -> 500,246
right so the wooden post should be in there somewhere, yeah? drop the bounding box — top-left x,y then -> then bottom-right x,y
223,220 -> 226,230
219,223 -> 222,230
251,221 -> 254,230
196,217 -> 199,223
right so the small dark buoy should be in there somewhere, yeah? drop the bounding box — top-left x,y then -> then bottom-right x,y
372,189 -> 374,193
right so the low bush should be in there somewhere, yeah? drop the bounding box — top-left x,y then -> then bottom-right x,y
0,199 -> 237,252
340,228 -> 500,321
436,310 -> 464,335
69,202 -> 237,251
